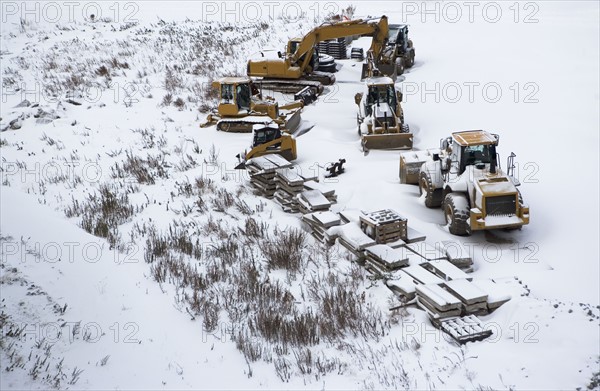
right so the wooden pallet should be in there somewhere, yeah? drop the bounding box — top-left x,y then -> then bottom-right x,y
360,209 -> 408,244
433,315 -> 493,344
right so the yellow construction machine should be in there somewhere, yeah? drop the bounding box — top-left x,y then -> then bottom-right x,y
200,77 -> 304,133
235,123 -> 297,169
355,51 -> 412,150
247,16 -> 398,93
399,130 -> 529,235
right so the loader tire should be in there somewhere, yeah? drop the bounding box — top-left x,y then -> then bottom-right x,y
444,193 -> 472,236
419,171 -> 443,208
405,50 -> 415,68
396,58 -> 405,76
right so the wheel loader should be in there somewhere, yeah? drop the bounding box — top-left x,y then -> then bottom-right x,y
355,75 -> 413,150
387,24 -> 416,70
235,123 -> 297,169
199,77 -> 303,133
399,130 -> 529,235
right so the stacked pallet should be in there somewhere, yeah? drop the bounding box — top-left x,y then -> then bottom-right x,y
444,279 -> 489,315
297,189 -> 332,214
360,209 -> 407,244
434,315 -> 493,343
364,244 -> 409,272
303,180 -> 337,204
422,259 -> 471,281
416,283 -> 463,318
471,279 -> 512,312
440,240 -> 475,271
245,155 -> 294,198
301,211 -> 341,244
327,222 -> 376,259
273,168 -> 314,213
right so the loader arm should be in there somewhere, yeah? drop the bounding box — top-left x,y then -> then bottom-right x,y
290,16 -> 389,73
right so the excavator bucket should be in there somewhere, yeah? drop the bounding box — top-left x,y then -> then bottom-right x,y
362,132 -> 413,151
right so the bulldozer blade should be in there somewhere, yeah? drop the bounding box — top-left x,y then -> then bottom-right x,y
362,133 -> 413,150
200,114 -> 218,128
284,109 -> 302,134
292,120 -> 315,137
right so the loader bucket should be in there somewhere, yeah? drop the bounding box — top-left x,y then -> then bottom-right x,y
362,132 -> 413,151
377,62 -> 398,81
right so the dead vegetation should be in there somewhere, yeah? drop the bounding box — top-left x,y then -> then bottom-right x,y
65,183 -> 138,248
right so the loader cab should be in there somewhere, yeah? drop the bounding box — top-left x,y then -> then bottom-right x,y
215,77 -> 252,117
388,24 -> 410,55
451,130 -> 499,175
365,78 -> 398,117
252,124 -> 282,148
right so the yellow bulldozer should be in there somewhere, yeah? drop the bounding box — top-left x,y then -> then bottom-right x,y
399,130 -> 529,235
247,15 -> 407,93
200,77 -> 303,133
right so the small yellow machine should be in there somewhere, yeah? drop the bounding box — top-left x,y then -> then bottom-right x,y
235,123 -> 297,169
200,77 -> 303,133
399,130 -> 529,235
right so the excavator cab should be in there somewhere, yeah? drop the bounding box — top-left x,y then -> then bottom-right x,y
287,39 -> 320,73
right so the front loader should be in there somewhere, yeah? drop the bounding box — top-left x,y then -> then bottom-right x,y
355,73 -> 412,150
399,130 -> 529,235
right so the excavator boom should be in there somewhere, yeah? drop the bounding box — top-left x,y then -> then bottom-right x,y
247,16 -> 390,85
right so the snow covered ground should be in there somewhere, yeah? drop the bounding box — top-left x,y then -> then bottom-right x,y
1,1 -> 598,390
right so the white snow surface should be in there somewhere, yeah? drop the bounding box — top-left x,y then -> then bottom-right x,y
1,1 -> 599,390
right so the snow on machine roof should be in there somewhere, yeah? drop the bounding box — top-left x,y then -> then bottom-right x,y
452,130 -> 498,146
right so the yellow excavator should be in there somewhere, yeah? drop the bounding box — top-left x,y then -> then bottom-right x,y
355,51 -> 413,150
200,77 -> 304,133
247,16 -> 399,93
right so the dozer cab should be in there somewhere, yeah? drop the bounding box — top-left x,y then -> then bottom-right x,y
200,77 -> 303,133
235,123 -> 297,169
355,75 -> 412,150
399,130 -> 529,235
